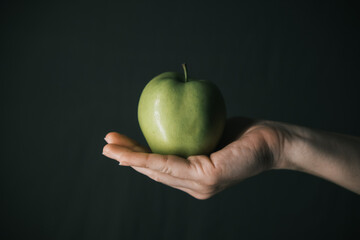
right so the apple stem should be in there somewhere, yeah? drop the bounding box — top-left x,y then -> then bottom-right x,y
182,63 -> 188,82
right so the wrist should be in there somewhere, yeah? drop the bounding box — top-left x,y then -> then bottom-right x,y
272,121 -> 311,171
260,119 -> 360,194
259,120 -> 308,171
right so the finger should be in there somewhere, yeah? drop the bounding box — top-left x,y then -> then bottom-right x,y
104,132 -> 149,152
132,167 -> 211,200
132,166 -> 198,190
102,144 -> 194,179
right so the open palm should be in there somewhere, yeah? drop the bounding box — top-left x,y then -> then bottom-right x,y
103,117 -> 285,199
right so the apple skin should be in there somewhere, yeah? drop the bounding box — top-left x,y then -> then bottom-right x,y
138,69 -> 226,158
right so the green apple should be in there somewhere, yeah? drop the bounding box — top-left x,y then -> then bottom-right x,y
138,64 -> 226,158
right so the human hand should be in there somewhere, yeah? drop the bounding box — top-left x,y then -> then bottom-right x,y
102,117 -> 287,199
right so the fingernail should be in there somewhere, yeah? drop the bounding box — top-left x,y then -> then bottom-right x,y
118,162 -> 121,165
104,137 -> 108,143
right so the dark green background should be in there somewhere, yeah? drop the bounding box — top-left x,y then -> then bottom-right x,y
1,0 -> 359,239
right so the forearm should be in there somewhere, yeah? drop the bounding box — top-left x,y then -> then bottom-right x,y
277,122 -> 360,194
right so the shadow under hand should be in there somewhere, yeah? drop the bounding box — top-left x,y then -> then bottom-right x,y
215,116 -> 258,151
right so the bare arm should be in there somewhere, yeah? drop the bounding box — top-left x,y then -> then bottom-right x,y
275,121 -> 360,194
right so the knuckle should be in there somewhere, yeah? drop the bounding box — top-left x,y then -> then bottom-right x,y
144,154 -> 151,168
160,155 -> 171,174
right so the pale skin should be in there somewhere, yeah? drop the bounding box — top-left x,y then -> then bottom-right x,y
102,117 -> 360,199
